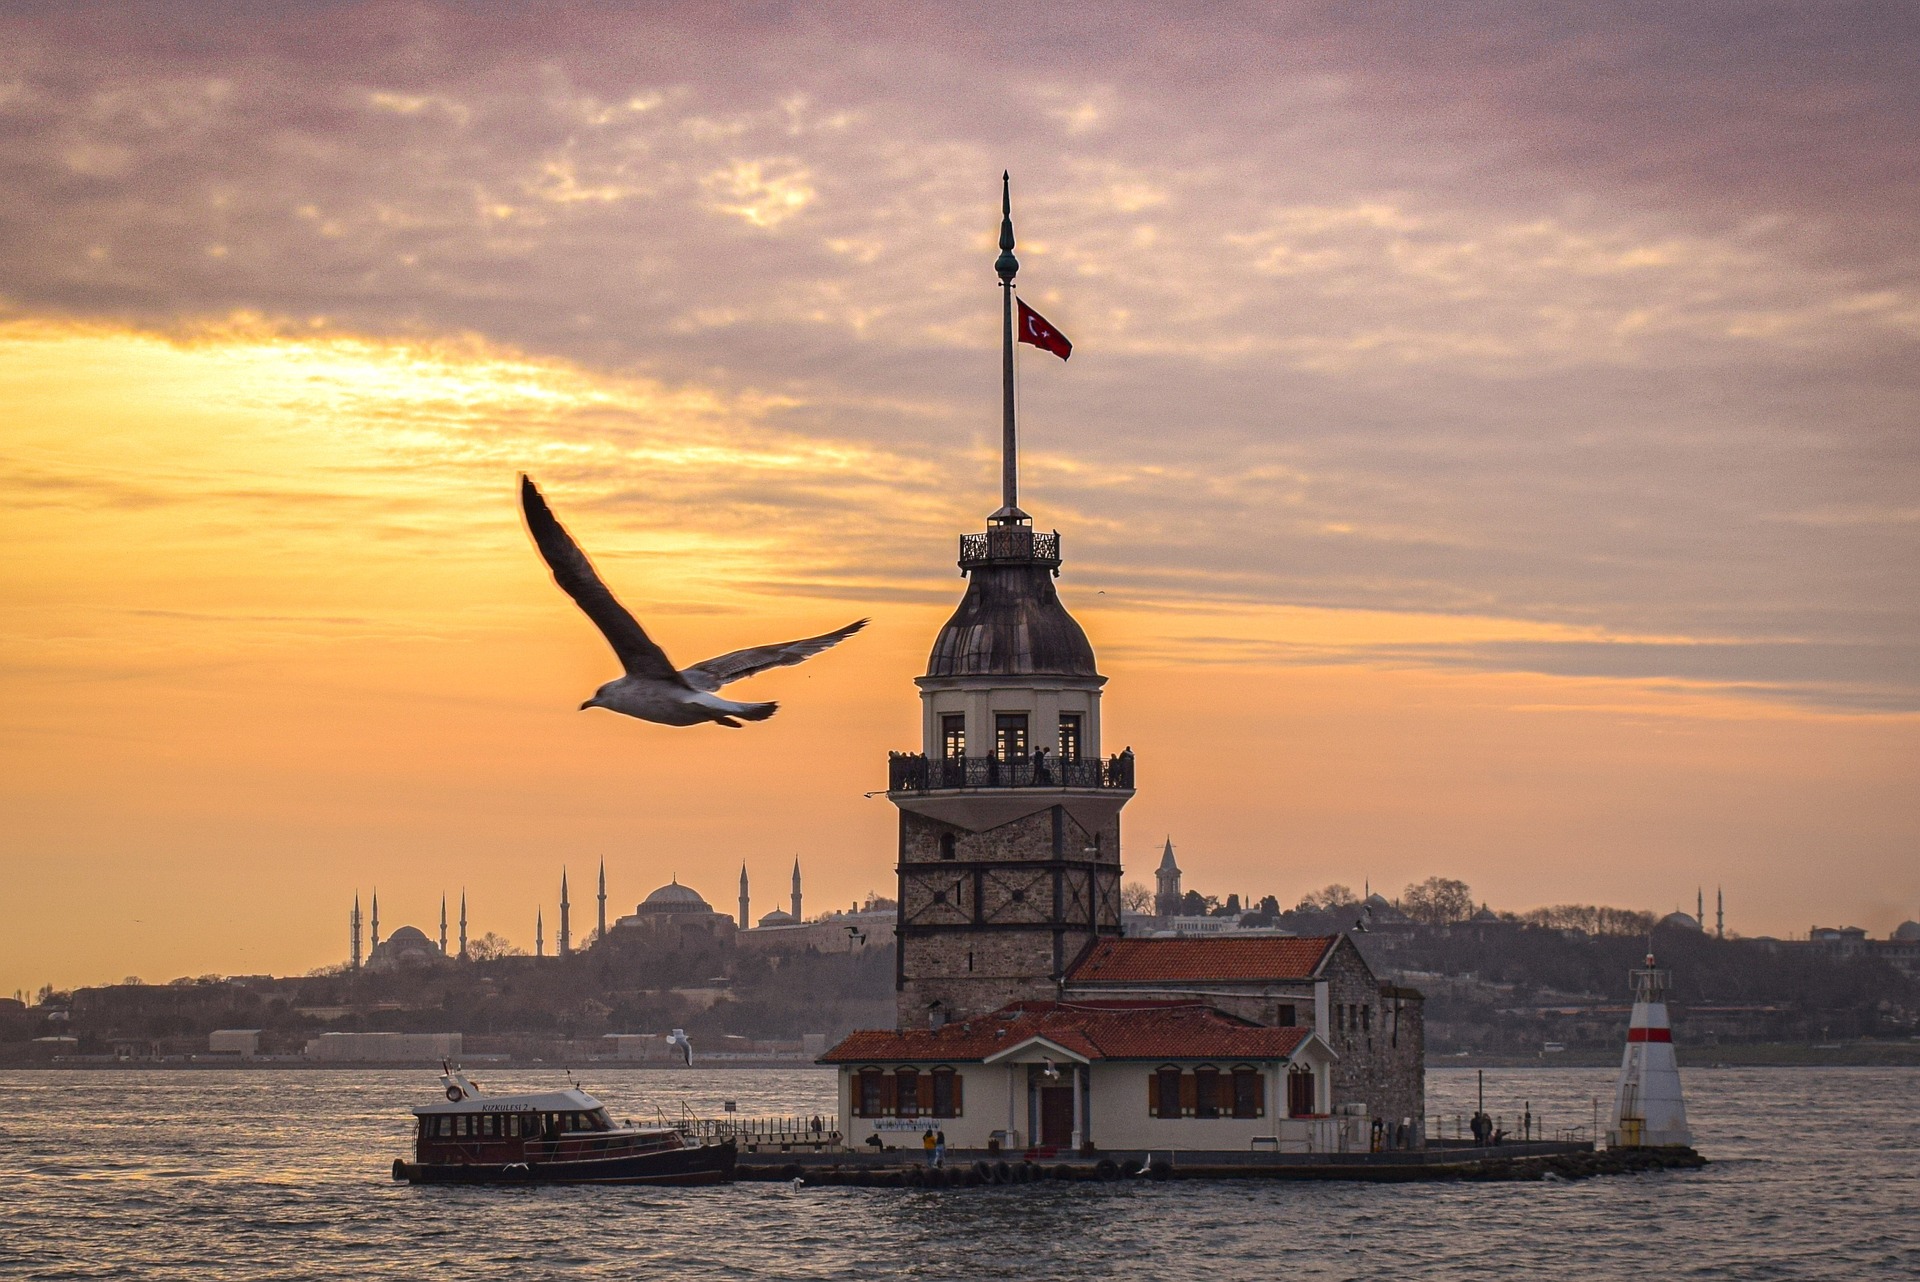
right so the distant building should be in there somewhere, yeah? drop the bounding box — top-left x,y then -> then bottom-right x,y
1154,838 -> 1182,916
365,924 -> 446,971
208,1029 -> 261,1057
607,879 -> 738,949
305,1032 -> 461,1062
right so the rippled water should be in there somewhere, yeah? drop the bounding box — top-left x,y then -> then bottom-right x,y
1,1066 -> 1915,1280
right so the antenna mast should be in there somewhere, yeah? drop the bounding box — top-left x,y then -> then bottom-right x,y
992,171 -> 1026,525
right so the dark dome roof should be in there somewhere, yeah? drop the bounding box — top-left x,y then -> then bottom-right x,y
927,562 -> 1098,678
641,881 -> 711,913
386,926 -> 432,945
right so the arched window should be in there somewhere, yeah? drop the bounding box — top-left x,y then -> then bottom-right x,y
1287,1066 -> 1316,1117
858,1067 -> 886,1117
1153,1065 -> 1183,1118
895,1067 -> 920,1117
1193,1066 -> 1221,1118
932,1066 -> 962,1118
1231,1066 -> 1264,1118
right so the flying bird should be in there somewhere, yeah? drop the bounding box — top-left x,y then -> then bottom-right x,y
666,1028 -> 693,1067
519,476 -> 866,727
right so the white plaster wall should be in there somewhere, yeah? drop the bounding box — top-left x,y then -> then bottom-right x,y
834,1064 -> 1010,1151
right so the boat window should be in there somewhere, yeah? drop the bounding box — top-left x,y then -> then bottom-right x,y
455,1114 -> 469,1137
505,1114 -> 519,1138
481,1114 -> 495,1137
436,1116 -> 452,1137
588,1108 -> 612,1131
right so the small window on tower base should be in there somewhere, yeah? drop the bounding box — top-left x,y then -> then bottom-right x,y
1058,713 -> 1083,762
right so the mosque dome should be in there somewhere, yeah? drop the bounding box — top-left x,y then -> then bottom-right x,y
639,881 -> 712,914
386,926 -> 433,947
926,532 -> 1097,678
1893,920 -> 1920,942
1660,911 -> 1703,931
756,909 -> 797,928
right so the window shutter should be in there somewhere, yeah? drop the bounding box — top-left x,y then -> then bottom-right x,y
951,1072 -> 963,1116
880,1073 -> 898,1115
1218,1074 -> 1235,1115
918,1074 -> 935,1111
1256,1072 -> 1267,1118
1179,1072 -> 1196,1115
1147,1074 -> 1158,1117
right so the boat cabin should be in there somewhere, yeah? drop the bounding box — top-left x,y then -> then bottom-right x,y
411,1085 -> 679,1166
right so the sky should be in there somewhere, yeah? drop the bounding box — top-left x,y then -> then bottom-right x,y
2,2 -> 1916,996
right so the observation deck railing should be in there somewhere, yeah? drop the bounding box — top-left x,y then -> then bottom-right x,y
959,526 -> 1060,571
888,750 -> 1133,793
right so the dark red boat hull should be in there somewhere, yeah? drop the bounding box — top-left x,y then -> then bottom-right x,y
396,1138 -> 736,1185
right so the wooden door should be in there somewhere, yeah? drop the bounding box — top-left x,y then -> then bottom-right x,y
1040,1086 -> 1074,1146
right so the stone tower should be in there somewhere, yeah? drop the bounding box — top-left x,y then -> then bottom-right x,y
1154,838 -> 1182,916
791,857 -> 803,921
887,176 -> 1134,1028
739,863 -> 751,929
350,893 -> 363,970
558,869 -> 572,958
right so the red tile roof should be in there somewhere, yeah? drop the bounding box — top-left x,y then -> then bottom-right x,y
820,1001 -> 1311,1064
1066,936 -> 1339,984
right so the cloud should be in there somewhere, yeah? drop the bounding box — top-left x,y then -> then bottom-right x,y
0,3 -> 1914,712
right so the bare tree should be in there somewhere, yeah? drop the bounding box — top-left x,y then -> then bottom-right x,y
1401,877 -> 1475,926
1121,881 -> 1154,913
466,932 -> 525,961
1294,884 -> 1358,913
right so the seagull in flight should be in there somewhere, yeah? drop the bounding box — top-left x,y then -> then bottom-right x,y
520,476 -> 865,727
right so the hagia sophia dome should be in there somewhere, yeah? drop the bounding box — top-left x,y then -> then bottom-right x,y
638,880 -> 712,914
1894,920 -> 1920,942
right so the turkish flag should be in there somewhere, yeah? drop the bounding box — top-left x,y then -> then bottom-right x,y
1017,299 -> 1072,360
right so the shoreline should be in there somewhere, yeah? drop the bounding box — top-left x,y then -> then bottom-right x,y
7,1042 -> 1920,1071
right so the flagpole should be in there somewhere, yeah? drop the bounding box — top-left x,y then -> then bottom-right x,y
994,171 -> 1023,524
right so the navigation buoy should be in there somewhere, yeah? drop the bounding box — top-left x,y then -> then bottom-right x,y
1607,951 -> 1692,1148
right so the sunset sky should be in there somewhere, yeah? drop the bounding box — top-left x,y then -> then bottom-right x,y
3,3 -> 1916,996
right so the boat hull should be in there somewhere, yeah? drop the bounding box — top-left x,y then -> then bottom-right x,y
396,1138 -> 736,1185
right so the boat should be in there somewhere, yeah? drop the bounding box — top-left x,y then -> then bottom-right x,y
393,1067 -> 736,1185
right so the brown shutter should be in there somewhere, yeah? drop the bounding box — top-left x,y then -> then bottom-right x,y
1257,1072 -> 1267,1118
880,1073 -> 898,1115
918,1074 -> 935,1112
1179,1072 -> 1195,1115
1147,1073 -> 1157,1117
951,1072 -> 963,1116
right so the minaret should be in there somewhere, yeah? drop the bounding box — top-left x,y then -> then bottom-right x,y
1716,887 -> 1724,939
1607,951 -> 1692,1148
536,908 -> 545,958
558,869 -> 572,958
1154,838 -> 1181,917
1696,887 -> 1704,928
791,857 -> 803,921
439,894 -> 448,955
887,174 -> 1132,1026
350,894 -> 363,970
739,863 -> 751,929
596,859 -> 608,945
458,891 -> 468,960
370,890 -> 381,948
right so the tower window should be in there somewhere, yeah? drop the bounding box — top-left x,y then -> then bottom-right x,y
994,713 -> 1028,762
940,833 -> 957,861
941,714 -> 966,760
1058,713 -> 1083,762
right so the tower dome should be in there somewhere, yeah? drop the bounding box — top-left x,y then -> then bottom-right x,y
926,533 -> 1097,678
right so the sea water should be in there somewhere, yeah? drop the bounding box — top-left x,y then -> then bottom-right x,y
1,1066 -> 1914,1279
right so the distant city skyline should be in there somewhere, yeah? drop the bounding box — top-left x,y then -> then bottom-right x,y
3,4 -> 1917,995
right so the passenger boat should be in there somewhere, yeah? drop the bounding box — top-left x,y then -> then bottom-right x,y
393,1067 -> 736,1185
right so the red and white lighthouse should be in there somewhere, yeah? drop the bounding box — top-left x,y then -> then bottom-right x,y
1607,952 -> 1692,1148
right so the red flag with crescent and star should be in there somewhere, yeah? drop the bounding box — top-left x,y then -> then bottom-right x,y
1017,298 -> 1072,360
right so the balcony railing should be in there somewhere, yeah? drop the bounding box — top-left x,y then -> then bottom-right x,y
959,527 -> 1061,571
888,750 -> 1134,793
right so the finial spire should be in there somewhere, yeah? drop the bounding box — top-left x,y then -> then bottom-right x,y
993,171 -> 1027,524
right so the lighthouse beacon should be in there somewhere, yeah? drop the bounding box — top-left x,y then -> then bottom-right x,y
1607,952 -> 1691,1148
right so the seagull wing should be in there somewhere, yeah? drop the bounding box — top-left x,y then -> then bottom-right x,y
681,618 -> 867,692
520,476 -> 684,683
